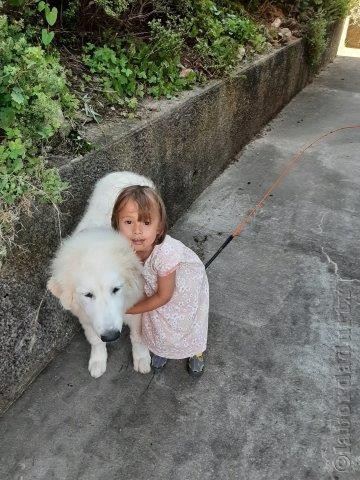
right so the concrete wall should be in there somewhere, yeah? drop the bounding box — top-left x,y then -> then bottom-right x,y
0,26 -> 343,414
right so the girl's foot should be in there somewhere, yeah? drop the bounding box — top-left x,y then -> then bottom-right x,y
187,353 -> 205,377
151,355 -> 167,373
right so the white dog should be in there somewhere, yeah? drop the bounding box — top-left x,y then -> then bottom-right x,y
47,172 -> 154,378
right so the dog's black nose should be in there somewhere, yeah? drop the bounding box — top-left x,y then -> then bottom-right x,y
100,330 -> 121,343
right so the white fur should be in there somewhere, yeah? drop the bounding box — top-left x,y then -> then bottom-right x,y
48,171 -> 155,377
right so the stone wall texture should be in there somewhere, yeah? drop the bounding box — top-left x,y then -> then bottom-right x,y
0,25 -> 343,414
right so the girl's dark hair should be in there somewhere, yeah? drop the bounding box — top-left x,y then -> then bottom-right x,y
111,185 -> 167,244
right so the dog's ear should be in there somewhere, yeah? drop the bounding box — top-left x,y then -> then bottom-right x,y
47,277 -> 62,298
59,289 -> 74,311
47,277 -> 74,311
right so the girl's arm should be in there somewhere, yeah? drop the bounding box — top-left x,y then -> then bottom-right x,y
126,270 -> 176,314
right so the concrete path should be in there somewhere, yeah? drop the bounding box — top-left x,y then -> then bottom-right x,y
1,56 -> 360,480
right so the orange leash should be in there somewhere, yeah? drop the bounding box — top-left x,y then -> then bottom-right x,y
205,125 -> 360,269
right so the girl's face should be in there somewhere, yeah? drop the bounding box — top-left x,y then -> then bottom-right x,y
117,199 -> 162,260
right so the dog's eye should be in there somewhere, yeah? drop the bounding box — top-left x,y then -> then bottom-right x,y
85,292 -> 94,299
112,287 -> 121,294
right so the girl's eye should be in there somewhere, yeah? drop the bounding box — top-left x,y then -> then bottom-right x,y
125,220 -> 132,225
144,221 -> 151,226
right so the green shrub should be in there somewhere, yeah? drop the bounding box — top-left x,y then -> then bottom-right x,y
94,0 -> 136,17
298,0 -> 354,67
300,0 -> 351,21
304,11 -> 328,67
83,19 -> 196,103
0,15 -> 78,261
181,0 -> 266,73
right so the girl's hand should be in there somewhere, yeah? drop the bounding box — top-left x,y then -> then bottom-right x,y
126,270 -> 176,315
125,296 -> 147,315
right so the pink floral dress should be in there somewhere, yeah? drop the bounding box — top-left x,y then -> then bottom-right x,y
141,235 -> 209,359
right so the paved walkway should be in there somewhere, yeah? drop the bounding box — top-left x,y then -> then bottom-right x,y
1,56 -> 360,480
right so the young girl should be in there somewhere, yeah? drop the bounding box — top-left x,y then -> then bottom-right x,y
111,185 -> 209,376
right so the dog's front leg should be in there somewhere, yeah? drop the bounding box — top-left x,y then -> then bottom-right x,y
82,322 -> 108,378
125,314 -> 151,374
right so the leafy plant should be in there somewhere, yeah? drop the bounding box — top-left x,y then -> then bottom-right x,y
37,0 -> 58,46
195,36 -> 241,71
94,0 -> 135,17
297,0 -> 354,67
299,0 -> 352,21
83,19 -> 196,103
0,15 -> 77,261
5,0 -> 58,45
182,0 -> 265,73
304,10 -> 328,67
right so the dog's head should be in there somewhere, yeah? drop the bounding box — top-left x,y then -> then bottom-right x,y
47,228 -> 143,342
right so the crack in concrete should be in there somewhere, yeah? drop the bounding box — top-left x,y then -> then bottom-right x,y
317,212 -> 327,234
321,246 -> 360,284
140,372 -> 155,397
52,202 -> 63,243
29,291 -> 47,352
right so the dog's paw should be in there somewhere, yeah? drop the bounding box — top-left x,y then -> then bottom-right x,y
133,355 -> 151,374
88,358 -> 106,378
